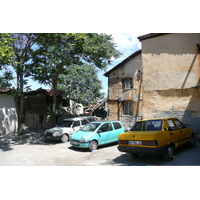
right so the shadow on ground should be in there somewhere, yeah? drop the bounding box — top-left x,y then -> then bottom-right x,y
68,141 -> 118,153
112,141 -> 200,166
0,136 -> 61,152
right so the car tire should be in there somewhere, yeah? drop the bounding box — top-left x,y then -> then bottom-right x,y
189,134 -> 195,147
61,134 -> 69,143
89,141 -> 98,152
163,145 -> 174,161
130,153 -> 140,159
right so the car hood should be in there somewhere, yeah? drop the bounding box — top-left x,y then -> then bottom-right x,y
46,127 -> 70,133
71,130 -> 94,140
119,130 -> 162,140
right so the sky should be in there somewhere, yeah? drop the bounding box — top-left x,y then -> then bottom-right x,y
29,33 -> 145,94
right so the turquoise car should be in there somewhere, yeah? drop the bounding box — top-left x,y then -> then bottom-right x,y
70,121 -> 125,152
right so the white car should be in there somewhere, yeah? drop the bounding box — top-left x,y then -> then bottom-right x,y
44,116 -> 96,143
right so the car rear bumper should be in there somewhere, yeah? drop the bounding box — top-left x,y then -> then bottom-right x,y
118,145 -> 168,155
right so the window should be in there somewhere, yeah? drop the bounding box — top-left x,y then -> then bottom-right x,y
123,101 -> 133,115
122,78 -> 133,90
98,123 -> 113,132
59,121 -> 73,127
167,120 -> 176,131
130,120 -> 162,131
173,119 -> 185,129
73,121 -> 81,127
113,122 -> 122,129
81,120 -> 89,126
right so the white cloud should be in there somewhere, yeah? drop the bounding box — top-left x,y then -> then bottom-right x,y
108,33 -> 145,62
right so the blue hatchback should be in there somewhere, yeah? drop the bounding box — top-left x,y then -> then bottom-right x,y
70,121 -> 125,152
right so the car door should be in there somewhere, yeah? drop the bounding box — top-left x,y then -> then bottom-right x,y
96,123 -> 112,145
173,118 -> 190,146
106,122 -> 123,143
72,120 -> 81,133
166,119 -> 180,146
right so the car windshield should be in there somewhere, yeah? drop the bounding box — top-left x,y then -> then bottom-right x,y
59,121 -> 73,128
130,120 -> 162,131
81,122 -> 101,132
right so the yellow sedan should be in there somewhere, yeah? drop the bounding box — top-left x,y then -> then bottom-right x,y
118,118 -> 195,161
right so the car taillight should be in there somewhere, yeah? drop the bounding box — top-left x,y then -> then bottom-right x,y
142,140 -> 158,146
118,140 -> 128,144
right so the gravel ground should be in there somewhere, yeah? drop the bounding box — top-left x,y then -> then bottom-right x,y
1,133 -> 200,166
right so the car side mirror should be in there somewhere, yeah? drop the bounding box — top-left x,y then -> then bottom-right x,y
168,127 -> 172,131
97,130 -> 102,134
185,124 -> 189,127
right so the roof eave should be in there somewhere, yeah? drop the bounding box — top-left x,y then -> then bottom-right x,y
137,33 -> 169,41
104,50 -> 141,77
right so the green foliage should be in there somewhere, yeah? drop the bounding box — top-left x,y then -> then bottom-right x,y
58,64 -> 104,106
28,33 -> 120,85
0,33 -> 14,66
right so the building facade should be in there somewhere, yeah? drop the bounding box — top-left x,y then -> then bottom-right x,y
138,33 -> 200,134
104,50 -> 142,130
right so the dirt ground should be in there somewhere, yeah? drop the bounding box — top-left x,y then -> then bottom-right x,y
1,135 -> 200,166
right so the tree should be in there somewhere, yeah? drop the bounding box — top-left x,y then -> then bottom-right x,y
0,33 -> 120,134
29,33 -> 120,113
58,64 -> 104,106
0,33 -> 36,134
0,33 -> 15,89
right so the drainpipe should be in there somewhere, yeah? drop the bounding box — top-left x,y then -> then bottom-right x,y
135,71 -> 142,122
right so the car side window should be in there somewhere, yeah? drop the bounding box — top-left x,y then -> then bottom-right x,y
167,120 -> 177,131
98,123 -> 113,132
73,121 -> 81,127
113,122 -> 122,129
87,117 -> 95,122
81,120 -> 89,126
173,119 -> 185,129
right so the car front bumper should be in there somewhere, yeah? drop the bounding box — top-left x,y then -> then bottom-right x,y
44,135 -> 62,141
70,140 -> 91,148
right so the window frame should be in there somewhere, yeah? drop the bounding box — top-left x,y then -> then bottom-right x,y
123,101 -> 133,116
113,122 -> 122,130
122,78 -> 133,90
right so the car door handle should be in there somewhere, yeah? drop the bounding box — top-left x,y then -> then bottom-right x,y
170,133 -> 173,135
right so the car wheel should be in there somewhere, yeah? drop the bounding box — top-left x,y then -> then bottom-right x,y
163,145 -> 174,161
189,134 -> 195,147
130,153 -> 140,159
61,134 -> 69,143
89,141 -> 98,152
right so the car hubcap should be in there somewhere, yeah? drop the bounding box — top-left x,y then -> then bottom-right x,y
168,147 -> 173,158
191,137 -> 195,145
91,142 -> 97,150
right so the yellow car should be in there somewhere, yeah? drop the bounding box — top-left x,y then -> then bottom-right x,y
118,118 -> 195,161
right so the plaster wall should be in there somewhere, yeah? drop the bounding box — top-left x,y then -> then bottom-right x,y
107,53 -> 142,129
0,94 -> 18,135
141,33 -> 200,133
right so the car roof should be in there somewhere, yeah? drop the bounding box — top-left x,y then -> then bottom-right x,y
63,116 -> 95,121
137,117 -> 178,122
90,120 -> 121,123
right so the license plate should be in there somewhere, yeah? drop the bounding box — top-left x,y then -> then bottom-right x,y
47,136 -> 51,139
72,141 -> 79,145
128,141 -> 142,145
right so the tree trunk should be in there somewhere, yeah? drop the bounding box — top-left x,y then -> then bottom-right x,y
52,73 -> 58,114
17,71 -> 24,135
52,72 -> 59,125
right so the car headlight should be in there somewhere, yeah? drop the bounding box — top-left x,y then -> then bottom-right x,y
53,131 -> 62,137
80,137 -> 90,143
